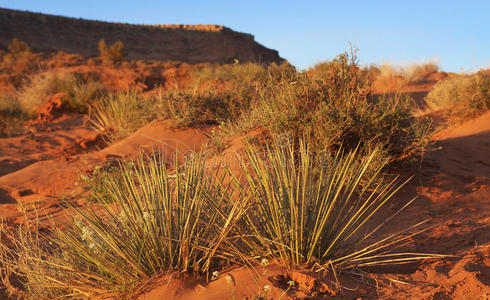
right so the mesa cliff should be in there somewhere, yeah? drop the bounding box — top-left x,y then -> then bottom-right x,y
0,8 -> 284,64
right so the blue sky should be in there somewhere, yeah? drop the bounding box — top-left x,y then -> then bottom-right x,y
2,0 -> 489,72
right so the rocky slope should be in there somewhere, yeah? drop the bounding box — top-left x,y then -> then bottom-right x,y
0,8 -> 284,64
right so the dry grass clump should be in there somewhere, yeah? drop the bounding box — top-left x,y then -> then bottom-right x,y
7,38 -> 32,54
90,91 -> 158,141
0,67 -> 107,137
17,71 -> 77,115
0,91 -> 26,136
425,69 -> 489,121
17,70 -> 107,116
404,62 -> 439,83
0,51 -> 40,79
369,61 -> 440,92
98,39 -> 127,65
0,152 -> 246,298
159,62 -> 272,127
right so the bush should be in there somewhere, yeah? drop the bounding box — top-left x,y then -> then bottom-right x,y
237,139 -> 439,268
159,62 -> 279,127
237,51 -> 430,162
90,91 -> 158,140
98,39 -> 127,64
0,92 -> 26,136
405,62 -> 439,83
7,38 -> 32,54
17,71 -> 76,115
0,51 -> 40,78
70,80 -> 107,113
425,69 -> 489,121
160,88 -> 234,127
370,61 -> 440,92
0,152 -> 245,297
17,71 -> 107,116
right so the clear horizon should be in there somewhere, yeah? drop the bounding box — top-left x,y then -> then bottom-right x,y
2,0 -> 489,72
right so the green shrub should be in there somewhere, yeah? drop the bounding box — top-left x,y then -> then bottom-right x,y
7,38 -> 32,54
98,39 -> 127,64
425,69 -> 490,121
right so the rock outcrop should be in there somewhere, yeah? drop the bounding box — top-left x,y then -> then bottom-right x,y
0,8 -> 284,64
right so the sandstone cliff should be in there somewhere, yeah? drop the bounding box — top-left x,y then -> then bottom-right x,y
0,8 -> 284,64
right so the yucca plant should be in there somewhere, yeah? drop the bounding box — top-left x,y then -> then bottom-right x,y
0,151 -> 246,298
239,138 -> 440,269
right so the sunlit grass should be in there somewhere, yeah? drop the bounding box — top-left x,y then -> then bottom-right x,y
425,69 -> 489,121
0,151 -> 247,298
90,91 -> 158,140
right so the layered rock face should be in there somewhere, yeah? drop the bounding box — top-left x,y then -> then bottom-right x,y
0,8 -> 284,64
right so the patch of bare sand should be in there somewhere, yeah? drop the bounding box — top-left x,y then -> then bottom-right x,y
0,118 -> 211,222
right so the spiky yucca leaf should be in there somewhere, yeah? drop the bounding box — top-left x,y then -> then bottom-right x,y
0,151 -> 246,298
239,139 -> 437,268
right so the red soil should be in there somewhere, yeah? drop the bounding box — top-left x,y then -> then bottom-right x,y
0,116 -> 211,225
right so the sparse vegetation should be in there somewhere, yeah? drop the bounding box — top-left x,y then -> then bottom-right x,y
0,92 -> 26,136
370,61 -> 440,92
1,45 -> 471,299
17,70 -> 107,116
425,69 -> 490,121
214,51 -> 431,165
0,48 -> 432,164
98,39 -> 127,64
0,141 -> 442,298
154,52 -> 430,165
7,38 -> 32,54
90,91 -> 157,140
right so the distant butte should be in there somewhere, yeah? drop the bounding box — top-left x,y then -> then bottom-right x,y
0,8 -> 284,64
